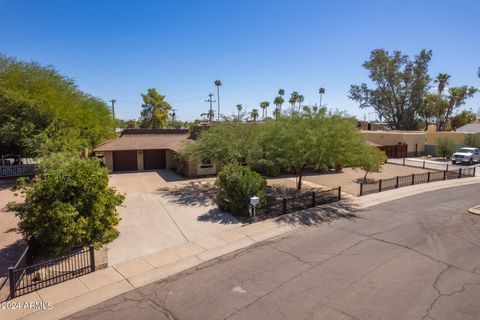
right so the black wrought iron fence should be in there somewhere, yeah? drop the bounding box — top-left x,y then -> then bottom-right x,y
360,168 -> 476,196
252,187 -> 341,219
8,245 -> 95,299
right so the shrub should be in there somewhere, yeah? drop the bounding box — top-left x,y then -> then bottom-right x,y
215,163 -> 266,216
8,157 -> 124,257
464,134 -> 480,148
436,138 -> 457,159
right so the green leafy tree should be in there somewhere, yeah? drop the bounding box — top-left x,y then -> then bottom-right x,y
450,110 -> 477,131
0,54 -> 115,156
356,146 -> 387,180
215,163 -> 266,216
349,49 -> 432,130
139,88 -> 172,129
260,114 -> 366,190
464,134 -> 480,147
436,138 -> 457,159
9,157 -> 124,256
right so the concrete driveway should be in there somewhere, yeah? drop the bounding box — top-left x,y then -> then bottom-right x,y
107,170 -> 240,265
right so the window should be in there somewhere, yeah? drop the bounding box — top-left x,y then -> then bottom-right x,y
200,158 -> 213,168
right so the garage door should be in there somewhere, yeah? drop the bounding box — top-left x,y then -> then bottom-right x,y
143,149 -> 166,170
113,151 -> 138,171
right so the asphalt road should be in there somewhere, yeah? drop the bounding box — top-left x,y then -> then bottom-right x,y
66,184 -> 480,320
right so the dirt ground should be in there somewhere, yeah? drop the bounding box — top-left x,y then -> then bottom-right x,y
0,179 -> 25,299
302,163 -> 429,196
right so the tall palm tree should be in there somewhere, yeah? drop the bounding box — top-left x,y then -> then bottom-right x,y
297,95 -> 304,111
434,73 -> 450,96
278,88 -> 285,96
200,113 -> 207,122
260,101 -> 270,119
318,87 -> 325,107
289,91 -> 299,113
214,80 -> 222,122
250,109 -> 259,123
273,96 -> 284,116
236,104 -> 242,119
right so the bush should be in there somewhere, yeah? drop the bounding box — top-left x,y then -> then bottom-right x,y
215,163 -> 266,216
464,134 -> 480,148
436,138 -> 457,159
8,157 -> 124,257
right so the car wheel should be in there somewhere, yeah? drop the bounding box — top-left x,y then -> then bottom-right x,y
469,158 -> 473,165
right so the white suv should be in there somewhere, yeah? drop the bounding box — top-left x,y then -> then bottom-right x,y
452,147 -> 480,165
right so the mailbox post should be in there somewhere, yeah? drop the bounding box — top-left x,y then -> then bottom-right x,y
250,196 -> 259,218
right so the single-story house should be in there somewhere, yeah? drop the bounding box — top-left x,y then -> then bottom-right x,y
456,119 -> 480,133
93,128 -> 216,177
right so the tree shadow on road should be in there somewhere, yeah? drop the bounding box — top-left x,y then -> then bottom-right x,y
156,181 -> 218,207
273,201 -> 358,227
197,208 -> 241,225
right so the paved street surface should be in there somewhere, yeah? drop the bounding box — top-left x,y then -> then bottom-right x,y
66,184 -> 480,320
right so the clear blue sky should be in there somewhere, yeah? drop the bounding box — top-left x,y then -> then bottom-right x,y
1,0 -> 479,121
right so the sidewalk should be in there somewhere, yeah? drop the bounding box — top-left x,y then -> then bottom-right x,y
3,176 -> 480,320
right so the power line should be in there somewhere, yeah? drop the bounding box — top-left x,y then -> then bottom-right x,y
205,93 -> 216,125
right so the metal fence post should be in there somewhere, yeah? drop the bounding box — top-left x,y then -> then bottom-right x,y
8,267 -> 15,299
360,182 -> 363,196
338,186 -> 341,200
427,172 -> 430,183
411,173 -> 415,185
446,164 -> 449,172
474,167 -> 476,177
423,161 -> 426,169
89,245 -> 95,272
443,170 -> 446,180
403,158 -> 406,166
458,168 -> 462,179
283,198 -> 287,214
378,179 -> 382,192
396,176 -> 399,188
311,191 -> 316,207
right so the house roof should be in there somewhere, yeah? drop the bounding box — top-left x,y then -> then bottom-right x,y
94,129 -> 191,152
456,119 -> 480,133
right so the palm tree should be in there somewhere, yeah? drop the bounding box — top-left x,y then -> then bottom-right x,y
273,108 -> 281,120
259,101 -> 270,119
434,73 -> 450,96
207,109 -> 215,123
278,88 -> 285,96
297,95 -> 304,111
477,67 -> 480,78
200,113 -> 207,122
289,91 -> 299,113
273,96 -> 284,116
214,80 -> 222,122
236,104 -> 242,119
318,87 -> 325,107
250,109 -> 259,123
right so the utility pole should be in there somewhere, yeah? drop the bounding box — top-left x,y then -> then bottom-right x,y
205,93 -> 216,125
110,99 -> 116,134
171,109 -> 177,126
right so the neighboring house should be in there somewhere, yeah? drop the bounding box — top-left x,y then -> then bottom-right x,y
456,119 -> 480,133
93,128 -> 216,177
